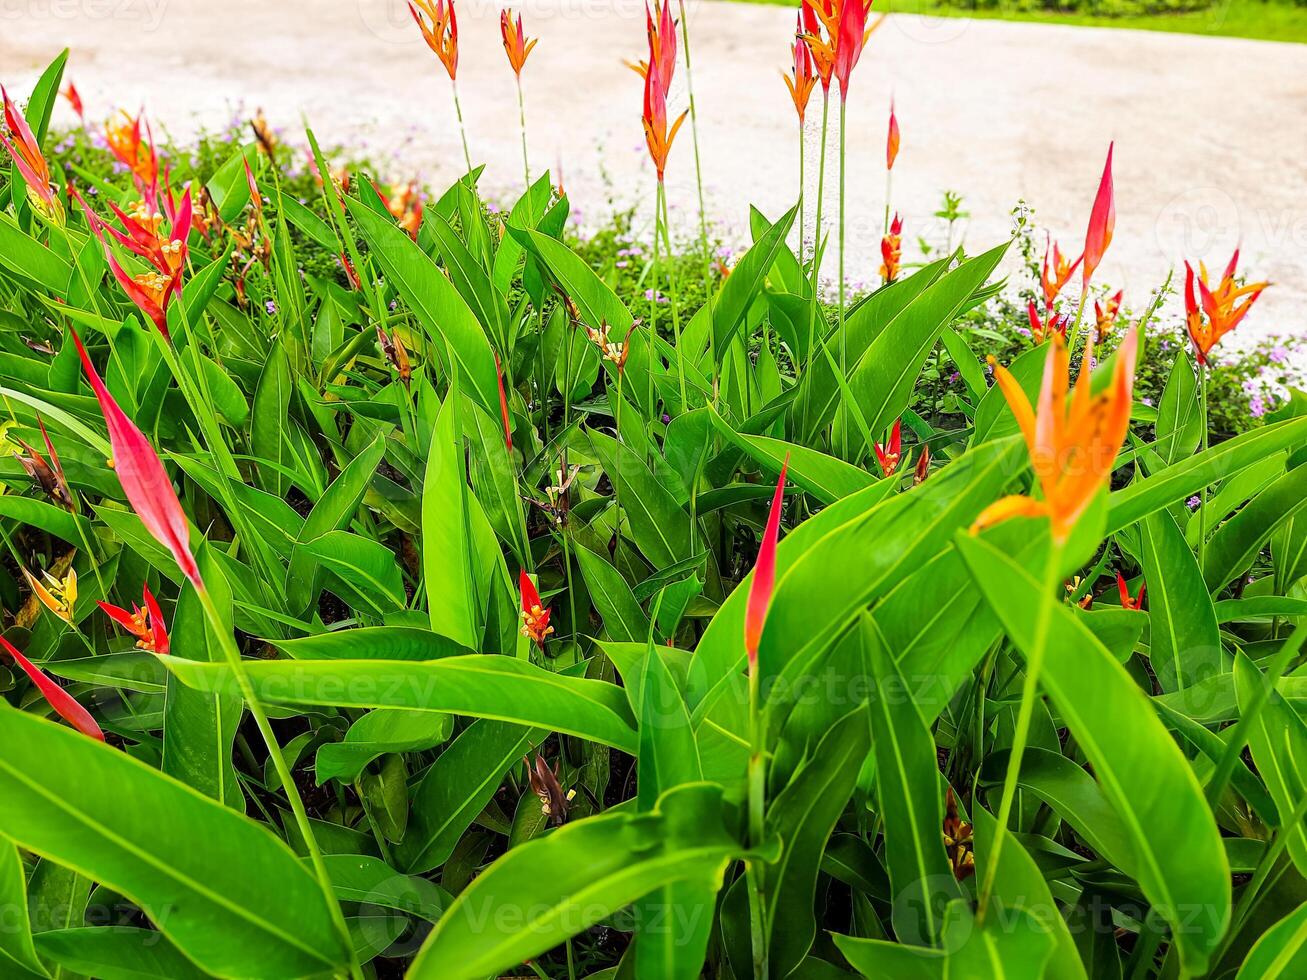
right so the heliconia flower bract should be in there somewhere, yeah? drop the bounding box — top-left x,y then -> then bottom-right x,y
524,753 -> 573,826
519,570 -> 553,647
1082,142 -> 1115,289
15,416 -> 75,511
880,212 -> 902,283
376,323 -> 412,386
62,80 -> 84,120
24,566 -> 77,624
1028,300 -> 1069,345
628,1 -> 678,92
72,330 -> 202,589
1041,237 -> 1082,307
800,0 -> 836,92
641,56 -> 687,182
495,351 -> 513,452
914,443 -> 931,486
500,8 -> 538,77
1,636 -> 104,741
1,85 -> 62,220
1116,571 -> 1145,611
874,418 -> 902,478
1095,289 -> 1124,342
1184,251 -> 1269,365
744,456 -> 788,669
783,20 -> 817,125
409,0 -> 459,80
834,0 -> 869,101
886,99 -> 900,170
105,109 -> 159,196
971,326 -> 1139,545
98,583 -> 170,655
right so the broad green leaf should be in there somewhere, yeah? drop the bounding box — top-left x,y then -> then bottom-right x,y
398,720 -> 538,874
322,853 -> 450,923
861,617 -> 959,948
271,626 -> 472,661
305,530 -> 406,615
161,655 -> 639,753
588,431 -> 692,568
0,838 -> 44,976
316,709 -> 452,784
423,391 -> 482,648
1235,652 -> 1307,876
347,199 -> 499,414
1204,462 -> 1307,593
0,707 -> 349,978
710,205 -> 797,355
251,341 -> 293,497
1237,902 -> 1307,979
407,783 -> 745,980
1135,508 -> 1223,692
576,542 -> 650,643
33,927 -> 207,980
956,533 -> 1230,975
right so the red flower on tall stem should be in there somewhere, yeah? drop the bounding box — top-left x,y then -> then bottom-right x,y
1,85 -> 62,220
880,212 -> 902,282
886,98 -> 900,170
409,0 -> 459,79
1184,251 -> 1268,365
72,330 -> 202,589
782,20 -> 817,125
641,57 -> 686,182
1082,142 -> 1115,289
500,8 -> 538,77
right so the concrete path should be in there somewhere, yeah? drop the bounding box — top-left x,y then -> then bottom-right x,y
4,0 -> 1306,341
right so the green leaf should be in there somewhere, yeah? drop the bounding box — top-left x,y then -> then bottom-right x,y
348,199 -> 499,414
316,708 -> 452,784
1234,652 -> 1307,876
305,530 -> 407,615
33,927 -> 208,980
1135,508 -> 1223,692
407,783 -> 745,980
0,838 -> 45,976
397,720 -> 538,873
1106,418 -> 1307,535
956,533 -> 1230,975
588,431 -> 692,568
161,655 -> 639,753
860,616 -> 959,948
1204,462 -> 1307,593
251,341 -> 293,497
271,626 -> 473,661
1237,902 -> 1307,979
710,205 -> 797,355
576,542 -> 650,643
0,707 -> 349,978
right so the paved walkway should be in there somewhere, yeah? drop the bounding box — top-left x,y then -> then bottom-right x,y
4,1 -> 1306,340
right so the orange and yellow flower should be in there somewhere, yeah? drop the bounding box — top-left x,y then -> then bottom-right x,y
971,327 -> 1139,545
519,570 -> 554,647
880,212 -> 902,282
105,109 -> 159,195
1027,300 -> 1069,345
641,56 -> 686,182
409,0 -> 459,80
783,17 -> 817,125
98,583 -> 170,655
24,566 -> 77,624
500,8 -> 537,77
1094,289 -> 1123,342
1,85 -> 62,221
1184,251 -> 1268,365
1041,237 -> 1082,306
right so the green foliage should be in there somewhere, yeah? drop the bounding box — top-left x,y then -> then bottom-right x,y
0,51 -> 1304,980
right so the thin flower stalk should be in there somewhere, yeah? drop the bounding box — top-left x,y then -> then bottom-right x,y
500,8 -> 537,189
409,0 -> 472,173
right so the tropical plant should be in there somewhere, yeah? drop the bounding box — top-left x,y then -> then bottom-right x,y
0,5 -> 1304,978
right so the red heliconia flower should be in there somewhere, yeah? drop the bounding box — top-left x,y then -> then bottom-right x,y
495,351 -> 513,452
1082,142 -> 1115,290
886,98 -> 900,170
1,84 -> 62,220
72,330 -> 202,589
782,16 -> 817,125
1041,236 -> 1083,307
744,456 -> 788,669
500,8 -> 538,78
62,80 -> 84,120
1,636 -> 104,741
1095,289 -> 1124,342
1028,300 -> 1069,345
914,443 -> 931,486
1184,251 -> 1269,365
340,251 -> 361,291
874,418 -> 902,478
1116,571 -> 1145,611
834,0 -> 869,101
410,0 -> 459,80
880,212 -> 902,283
630,2 -> 678,92
641,56 -> 687,182
519,570 -> 553,647
98,583 -> 170,655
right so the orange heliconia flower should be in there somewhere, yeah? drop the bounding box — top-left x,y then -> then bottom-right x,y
628,2 -> 678,89
519,570 -> 553,647
880,212 -> 902,282
1082,142 -> 1115,289
98,583 -> 170,655
886,98 -> 900,170
783,15 -> 817,125
971,327 -> 1139,545
1184,251 -> 1268,365
409,0 -> 459,80
105,109 -> 159,195
1094,289 -> 1123,342
500,8 -> 538,77
1028,300 -> 1069,345
1,636 -> 104,741
873,418 -> 902,478
641,56 -> 686,182
1,85 -> 62,220
800,1 -> 883,97
62,80 -> 84,120
1041,236 -> 1082,306
1116,571 -> 1145,611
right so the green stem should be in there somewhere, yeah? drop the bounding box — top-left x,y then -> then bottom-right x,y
450,79 -> 472,175
658,181 -> 687,411
804,90 -> 830,384
798,118 -> 806,271
1197,360 -> 1209,577
193,584 -> 361,979
975,535 -> 1063,923
745,665 -> 769,979
515,76 -> 530,192
837,96 -> 847,458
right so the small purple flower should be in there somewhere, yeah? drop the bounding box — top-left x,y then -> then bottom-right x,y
1270,346 -> 1288,364
661,413 -> 671,424
1250,395 -> 1265,418
615,261 -> 629,269
1187,496 -> 1201,510
1141,397 -> 1153,407
264,300 -> 277,315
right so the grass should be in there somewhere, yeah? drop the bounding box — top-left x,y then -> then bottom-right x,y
739,0 -> 1307,45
